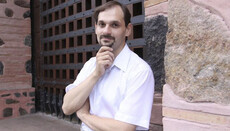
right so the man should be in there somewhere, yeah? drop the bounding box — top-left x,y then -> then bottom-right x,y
62,1 -> 154,131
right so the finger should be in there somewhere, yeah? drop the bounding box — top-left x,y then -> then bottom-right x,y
97,51 -> 114,61
98,46 -> 113,53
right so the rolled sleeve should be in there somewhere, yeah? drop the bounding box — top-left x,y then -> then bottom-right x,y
65,57 -> 96,93
115,67 -> 155,130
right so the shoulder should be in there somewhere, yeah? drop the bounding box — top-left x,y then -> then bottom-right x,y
129,51 -> 152,73
83,57 -> 96,68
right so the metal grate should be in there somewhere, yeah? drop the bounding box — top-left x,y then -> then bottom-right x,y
36,0 -> 145,121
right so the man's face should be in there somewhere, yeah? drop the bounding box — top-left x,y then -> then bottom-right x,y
95,5 -> 131,54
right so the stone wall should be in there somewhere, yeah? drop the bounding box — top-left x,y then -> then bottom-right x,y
163,0 -> 230,130
144,0 -> 168,130
0,0 -> 34,119
0,88 -> 35,120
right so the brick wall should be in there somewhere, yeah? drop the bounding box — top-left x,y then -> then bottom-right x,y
0,0 -> 34,119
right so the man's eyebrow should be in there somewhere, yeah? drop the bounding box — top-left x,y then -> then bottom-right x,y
98,20 -> 121,24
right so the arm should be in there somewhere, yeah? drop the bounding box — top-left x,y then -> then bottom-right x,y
62,46 -> 114,115
77,100 -> 136,131
62,70 -> 100,115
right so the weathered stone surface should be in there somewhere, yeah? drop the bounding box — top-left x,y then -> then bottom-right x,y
25,60 -> 31,73
23,10 -> 30,18
14,93 -> 21,97
23,92 -> 27,97
29,91 -> 35,97
3,108 -> 13,117
149,124 -> 163,131
0,0 -> 7,3
30,108 -> 35,113
24,35 -> 31,47
165,0 -> 230,104
144,15 -> 168,92
0,38 -> 5,46
14,0 -> 30,8
19,107 -> 28,115
6,99 -> 20,104
0,61 -> 3,75
1,94 -> 10,97
5,8 -> 14,17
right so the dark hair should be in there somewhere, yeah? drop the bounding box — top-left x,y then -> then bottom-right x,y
93,1 -> 131,27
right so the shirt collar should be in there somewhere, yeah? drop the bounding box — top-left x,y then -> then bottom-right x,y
110,44 -> 131,72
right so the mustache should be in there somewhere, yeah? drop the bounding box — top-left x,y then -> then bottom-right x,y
100,35 -> 115,40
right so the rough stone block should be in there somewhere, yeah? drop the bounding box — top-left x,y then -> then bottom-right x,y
24,35 -> 31,47
5,8 -> 13,17
30,108 -> 35,113
14,93 -> 21,97
25,60 -> 31,73
14,0 -> 30,8
144,15 -> 168,92
165,0 -> 230,104
0,0 -> 7,3
23,10 -> 30,18
0,38 -> 4,46
29,91 -> 35,97
22,92 -> 27,97
0,61 -> 3,75
3,108 -> 13,117
19,107 -> 28,116
6,99 -> 19,104
1,94 -> 10,97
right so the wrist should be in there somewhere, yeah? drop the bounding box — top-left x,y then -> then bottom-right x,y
92,70 -> 103,79
78,111 -> 89,121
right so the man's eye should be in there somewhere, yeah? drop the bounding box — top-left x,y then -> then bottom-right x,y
98,23 -> 105,27
112,23 -> 119,28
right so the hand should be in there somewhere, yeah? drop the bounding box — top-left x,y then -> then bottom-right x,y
95,46 -> 114,77
77,98 -> 90,120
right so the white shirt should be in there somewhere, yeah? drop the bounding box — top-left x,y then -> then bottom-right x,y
66,44 -> 154,130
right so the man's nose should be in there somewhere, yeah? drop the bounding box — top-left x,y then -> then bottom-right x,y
102,25 -> 112,34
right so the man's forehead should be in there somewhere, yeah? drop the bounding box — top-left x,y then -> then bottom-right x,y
97,6 -> 124,22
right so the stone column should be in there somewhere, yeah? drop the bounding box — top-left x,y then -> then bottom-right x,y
144,0 -> 168,130
163,0 -> 230,130
0,0 -> 35,120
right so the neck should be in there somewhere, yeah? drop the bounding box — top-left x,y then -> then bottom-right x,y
113,42 -> 126,58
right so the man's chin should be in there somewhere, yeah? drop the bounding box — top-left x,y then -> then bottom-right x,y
100,42 -> 114,47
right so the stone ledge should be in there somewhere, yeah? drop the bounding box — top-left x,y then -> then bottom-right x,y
163,117 -> 230,131
145,1 -> 168,17
163,84 -> 230,116
163,107 -> 230,126
144,0 -> 168,8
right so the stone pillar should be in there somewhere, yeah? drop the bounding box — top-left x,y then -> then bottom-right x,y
144,0 -> 168,130
0,0 -> 34,120
163,0 -> 230,130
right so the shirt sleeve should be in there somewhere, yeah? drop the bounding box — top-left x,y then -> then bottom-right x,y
65,57 -> 96,93
114,66 -> 155,130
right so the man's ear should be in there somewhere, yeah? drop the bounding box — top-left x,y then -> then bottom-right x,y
125,23 -> 132,37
